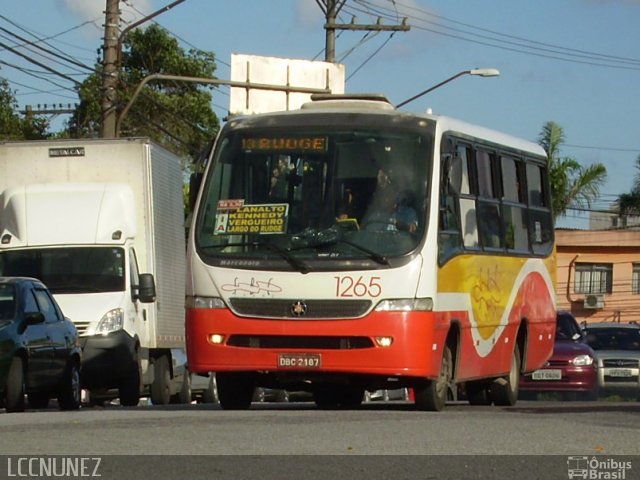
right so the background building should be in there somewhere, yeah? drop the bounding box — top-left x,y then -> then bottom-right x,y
556,229 -> 640,324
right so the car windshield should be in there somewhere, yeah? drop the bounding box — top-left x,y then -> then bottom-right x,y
555,313 -> 582,341
0,283 -> 16,320
195,123 -> 432,267
584,327 -> 640,351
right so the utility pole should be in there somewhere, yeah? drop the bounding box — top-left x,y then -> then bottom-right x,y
101,0 -> 120,138
317,0 -> 410,63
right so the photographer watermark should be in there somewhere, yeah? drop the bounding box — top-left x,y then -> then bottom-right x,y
567,456 -> 632,479
6,456 -> 102,478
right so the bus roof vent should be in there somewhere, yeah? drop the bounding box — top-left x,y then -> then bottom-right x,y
301,93 -> 394,111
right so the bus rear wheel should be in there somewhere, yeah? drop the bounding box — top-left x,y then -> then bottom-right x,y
414,345 -> 453,412
490,345 -> 521,406
216,372 -> 254,410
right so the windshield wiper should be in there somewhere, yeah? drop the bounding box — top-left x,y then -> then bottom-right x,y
292,227 -> 390,266
201,241 -> 311,274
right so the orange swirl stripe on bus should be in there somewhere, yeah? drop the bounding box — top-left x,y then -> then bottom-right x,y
437,256 -> 556,357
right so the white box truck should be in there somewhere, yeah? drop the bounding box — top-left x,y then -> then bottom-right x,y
0,138 -> 189,406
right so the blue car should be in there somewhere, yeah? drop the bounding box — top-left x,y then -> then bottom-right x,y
0,277 -> 82,412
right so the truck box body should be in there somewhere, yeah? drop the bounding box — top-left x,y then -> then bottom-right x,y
0,138 -> 187,404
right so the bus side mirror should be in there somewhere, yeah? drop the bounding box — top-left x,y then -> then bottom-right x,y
135,273 -> 156,303
189,172 -> 203,210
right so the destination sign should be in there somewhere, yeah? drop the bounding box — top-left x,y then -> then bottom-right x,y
214,203 -> 289,235
241,137 -> 327,152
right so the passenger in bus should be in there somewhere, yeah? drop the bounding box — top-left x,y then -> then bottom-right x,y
363,167 -> 418,233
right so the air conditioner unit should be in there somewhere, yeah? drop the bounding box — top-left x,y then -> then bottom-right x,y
584,294 -> 604,309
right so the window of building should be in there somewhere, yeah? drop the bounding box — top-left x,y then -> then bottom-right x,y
575,263 -> 613,294
632,264 -> 640,294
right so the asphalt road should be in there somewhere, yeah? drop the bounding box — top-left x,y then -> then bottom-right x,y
0,400 -> 638,480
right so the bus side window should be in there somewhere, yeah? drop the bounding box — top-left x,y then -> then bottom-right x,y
460,198 -> 479,248
438,153 -> 462,263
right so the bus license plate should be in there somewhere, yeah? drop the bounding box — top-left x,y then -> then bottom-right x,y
277,353 -> 322,369
531,369 -> 562,380
609,368 -> 633,377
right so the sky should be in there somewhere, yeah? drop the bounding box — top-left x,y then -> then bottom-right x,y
1,0 -> 639,229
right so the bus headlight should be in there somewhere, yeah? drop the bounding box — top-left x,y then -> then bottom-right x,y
95,308 -> 124,335
186,296 -> 226,309
374,298 -> 433,312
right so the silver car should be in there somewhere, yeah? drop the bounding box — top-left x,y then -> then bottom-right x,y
583,322 -> 640,400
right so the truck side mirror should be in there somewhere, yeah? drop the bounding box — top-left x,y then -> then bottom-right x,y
135,273 -> 156,303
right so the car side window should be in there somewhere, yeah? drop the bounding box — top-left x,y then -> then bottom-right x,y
23,288 -> 39,313
33,288 -> 61,323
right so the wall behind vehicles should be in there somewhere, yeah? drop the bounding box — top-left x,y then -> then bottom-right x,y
0,137 -> 186,349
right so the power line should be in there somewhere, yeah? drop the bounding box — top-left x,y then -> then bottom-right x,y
352,0 -> 640,71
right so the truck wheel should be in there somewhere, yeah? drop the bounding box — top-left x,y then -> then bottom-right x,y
414,345 -> 453,412
150,355 -> 171,405
5,357 -> 26,413
119,355 -> 141,407
216,372 -> 254,410
491,345 -> 521,406
57,360 -> 81,410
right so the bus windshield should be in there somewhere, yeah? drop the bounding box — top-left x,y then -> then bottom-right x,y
195,126 -> 432,268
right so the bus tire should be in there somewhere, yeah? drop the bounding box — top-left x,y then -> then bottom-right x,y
414,345 -> 452,412
216,372 -> 254,410
491,345 -> 520,406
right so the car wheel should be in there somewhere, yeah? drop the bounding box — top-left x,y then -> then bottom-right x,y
491,345 -> 521,406
57,360 -> 81,410
27,392 -> 50,409
119,355 -> 141,407
5,356 -> 26,413
216,372 -> 254,410
150,355 -> 171,405
414,345 -> 453,411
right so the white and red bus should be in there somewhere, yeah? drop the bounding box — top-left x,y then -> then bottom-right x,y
185,94 -> 556,411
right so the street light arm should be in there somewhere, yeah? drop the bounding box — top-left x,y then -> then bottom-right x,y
116,0 -> 187,67
395,68 -> 500,109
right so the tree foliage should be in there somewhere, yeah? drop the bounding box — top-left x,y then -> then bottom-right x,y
538,121 -> 607,223
0,77 -> 49,140
615,155 -> 640,217
66,24 -> 219,158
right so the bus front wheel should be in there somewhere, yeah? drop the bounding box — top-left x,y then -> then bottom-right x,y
414,345 -> 453,412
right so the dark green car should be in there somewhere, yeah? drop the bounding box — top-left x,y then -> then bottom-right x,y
0,277 -> 82,412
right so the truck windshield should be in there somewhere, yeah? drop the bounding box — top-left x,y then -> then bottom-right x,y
195,124 -> 432,268
0,247 -> 126,294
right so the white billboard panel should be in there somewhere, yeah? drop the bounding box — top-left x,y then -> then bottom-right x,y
229,54 -> 345,115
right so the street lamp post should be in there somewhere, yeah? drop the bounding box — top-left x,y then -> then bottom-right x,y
395,68 -> 500,109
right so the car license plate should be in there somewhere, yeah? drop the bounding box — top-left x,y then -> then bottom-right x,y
531,369 -> 562,380
277,353 -> 322,369
609,368 -> 633,377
